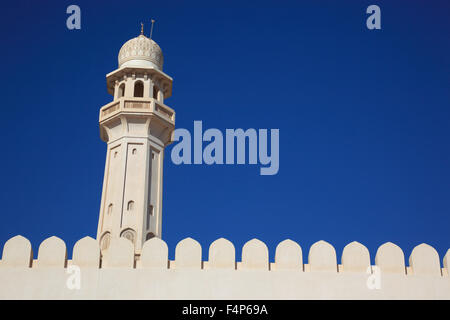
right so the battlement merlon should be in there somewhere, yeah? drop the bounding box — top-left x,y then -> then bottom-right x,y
0,235 -> 449,299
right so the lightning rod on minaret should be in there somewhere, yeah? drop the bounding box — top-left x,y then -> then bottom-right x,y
150,19 -> 155,39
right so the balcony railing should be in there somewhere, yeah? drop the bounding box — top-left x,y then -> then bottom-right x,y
100,98 -> 175,123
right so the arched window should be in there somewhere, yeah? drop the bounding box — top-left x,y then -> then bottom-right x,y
100,232 -> 111,252
127,200 -> 134,211
107,203 -> 113,215
134,81 -> 144,97
120,228 -> 136,244
146,233 -> 155,240
118,83 -> 125,98
153,86 -> 158,100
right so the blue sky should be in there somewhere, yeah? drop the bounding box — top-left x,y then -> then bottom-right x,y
0,0 -> 449,264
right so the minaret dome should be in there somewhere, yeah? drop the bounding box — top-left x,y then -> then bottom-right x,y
118,34 -> 164,70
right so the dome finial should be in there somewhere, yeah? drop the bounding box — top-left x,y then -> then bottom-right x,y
140,22 -> 144,35
150,19 -> 155,39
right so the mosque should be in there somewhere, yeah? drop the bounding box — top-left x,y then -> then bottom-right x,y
0,28 -> 449,299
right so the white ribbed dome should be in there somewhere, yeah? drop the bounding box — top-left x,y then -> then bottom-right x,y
118,35 -> 163,70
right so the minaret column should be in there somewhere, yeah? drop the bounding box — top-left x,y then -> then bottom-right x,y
98,32 -> 174,257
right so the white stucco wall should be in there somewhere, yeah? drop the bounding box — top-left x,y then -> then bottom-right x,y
0,235 -> 449,299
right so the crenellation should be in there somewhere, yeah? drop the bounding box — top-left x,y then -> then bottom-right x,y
140,237 -> 168,269
174,237 -> 202,269
101,237 -> 134,268
36,236 -> 67,268
1,234 -> 450,298
341,241 -> 371,273
208,238 -> 235,269
241,239 -> 269,270
308,240 -> 338,273
444,249 -> 450,276
0,235 -> 33,268
72,236 -> 100,268
1,235 -> 448,277
375,242 -> 406,274
409,243 -> 442,276
274,239 -> 303,271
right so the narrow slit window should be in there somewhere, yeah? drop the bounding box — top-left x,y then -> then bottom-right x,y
127,200 -> 134,211
146,205 -> 153,230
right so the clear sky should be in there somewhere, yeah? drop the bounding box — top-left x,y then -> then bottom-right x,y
0,0 -> 449,264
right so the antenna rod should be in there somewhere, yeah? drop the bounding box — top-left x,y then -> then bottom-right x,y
149,19 -> 155,39
140,22 -> 144,35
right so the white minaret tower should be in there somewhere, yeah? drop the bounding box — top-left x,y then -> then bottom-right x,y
97,26 -> 175,255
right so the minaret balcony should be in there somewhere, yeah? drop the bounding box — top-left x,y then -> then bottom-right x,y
99,97 -> 175,124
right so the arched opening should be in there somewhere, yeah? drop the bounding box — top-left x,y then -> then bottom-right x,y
118,83 -> 125,98
153,86 -> 158,100
148,205 -> 154,216
120,228 -> 136,244
127,200 -> 134,211
107,203 -> 113,215
146,233 -> 155,241
100,232 -> 111,252
134,81 -> 144,97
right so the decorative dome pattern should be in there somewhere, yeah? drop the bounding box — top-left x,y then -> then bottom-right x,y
118,35 -> 163,70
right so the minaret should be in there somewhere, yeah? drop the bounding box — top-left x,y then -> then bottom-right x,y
97,28 -> 175,255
